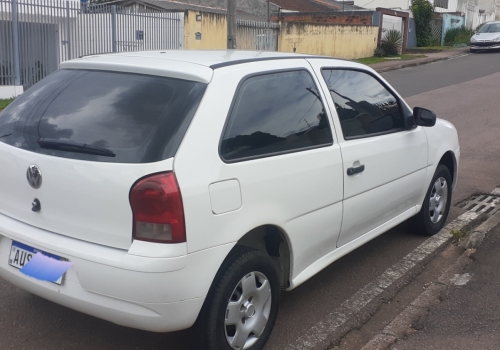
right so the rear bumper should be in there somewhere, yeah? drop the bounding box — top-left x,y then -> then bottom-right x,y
0,213 -> 233,332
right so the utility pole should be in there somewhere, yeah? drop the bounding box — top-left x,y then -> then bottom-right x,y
227,0 -> 237,49
267,0 -> 270,22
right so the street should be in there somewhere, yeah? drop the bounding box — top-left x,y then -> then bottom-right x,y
1,50 -> 500,350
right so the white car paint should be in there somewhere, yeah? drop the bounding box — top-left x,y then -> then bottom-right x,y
0,50 -> 459,333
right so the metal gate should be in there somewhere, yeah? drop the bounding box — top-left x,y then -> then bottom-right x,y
430,18 -> 443,45
237,19 -> 279,51
0,0 -> 184,88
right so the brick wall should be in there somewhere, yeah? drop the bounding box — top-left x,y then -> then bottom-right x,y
276,11 -> 375,26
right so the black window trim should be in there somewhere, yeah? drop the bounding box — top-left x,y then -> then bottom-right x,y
210,56 -> 328,69
218,68 -> 335,164
320,67 -> 411,141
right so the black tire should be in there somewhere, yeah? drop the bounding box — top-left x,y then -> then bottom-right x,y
412,164 -> 452,236
470,48 -> 477,53
194,249 -> 281,350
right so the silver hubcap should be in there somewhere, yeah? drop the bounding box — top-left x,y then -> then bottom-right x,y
225,271 -> 272,350
429,177 -> 448,224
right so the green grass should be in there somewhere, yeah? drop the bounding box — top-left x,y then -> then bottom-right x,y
356,54 -> 427,65
451,228 -> 466,242
0,98 -> 14,112
411,46 -> 452,50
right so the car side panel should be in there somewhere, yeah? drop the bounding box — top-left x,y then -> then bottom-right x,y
415,119 -> 460,211
308,59 -> 428,246
174,59 -> 345,281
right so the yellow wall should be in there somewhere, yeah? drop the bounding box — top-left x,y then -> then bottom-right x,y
279,22 -> 378,59
184,10 -> 227,50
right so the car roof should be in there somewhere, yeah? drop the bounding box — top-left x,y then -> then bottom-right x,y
60,50 -> 352,84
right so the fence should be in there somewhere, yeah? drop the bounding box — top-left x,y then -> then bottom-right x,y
0,0 -> 183,88
237,19 -> 279,51
430,18 -> 443,45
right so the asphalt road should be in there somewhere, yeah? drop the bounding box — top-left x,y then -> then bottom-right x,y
382,51 -> 500,98
1,51 -> 499,350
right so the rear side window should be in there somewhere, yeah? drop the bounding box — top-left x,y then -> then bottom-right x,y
220,70 -> 333,162
321,69 -> 403,139
0,70 -> 206,163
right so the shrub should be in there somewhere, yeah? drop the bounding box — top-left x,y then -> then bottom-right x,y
374,46 -> 385,57
381,30 -> 403,56
444,27 -> 475,45
412,0 -> 434,47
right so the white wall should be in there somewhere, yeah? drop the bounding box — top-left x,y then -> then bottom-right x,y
0,86 -> 23,99
382,14 -> 403,34
354,0 -> 410,10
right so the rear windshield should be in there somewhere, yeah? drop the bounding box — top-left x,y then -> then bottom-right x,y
0,69 -> 206,163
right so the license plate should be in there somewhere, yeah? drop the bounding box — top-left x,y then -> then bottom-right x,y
9,241 -> 66,285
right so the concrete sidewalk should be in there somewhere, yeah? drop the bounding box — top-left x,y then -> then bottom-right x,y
358,208 -> 500,350
385,219 -> 500,350
368,47 -> 470,73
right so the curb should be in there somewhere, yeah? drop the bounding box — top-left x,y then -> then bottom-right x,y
360,205 -> 500,350
285,210 -> 481,350
372,52 -> 469,73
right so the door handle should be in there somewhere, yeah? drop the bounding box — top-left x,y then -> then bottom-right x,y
347,164 -> 365,176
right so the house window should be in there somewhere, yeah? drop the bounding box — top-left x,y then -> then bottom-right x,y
434,0 -> 448,8
136,30 -> 144,40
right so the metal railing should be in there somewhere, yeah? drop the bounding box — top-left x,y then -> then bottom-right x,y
237,19 -> 279,51
0,0 -> 183,88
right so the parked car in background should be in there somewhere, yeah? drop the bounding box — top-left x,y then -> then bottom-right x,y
470,21 -> 500,52
0,51 -> 459,350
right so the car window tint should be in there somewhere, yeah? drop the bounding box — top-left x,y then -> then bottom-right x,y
0,70 -> 206,163
220,70 -> 333,161
321,69 -> 403,139
478,23 -> 500,33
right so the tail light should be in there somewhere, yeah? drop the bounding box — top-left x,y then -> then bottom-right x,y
130,172 -> 186,243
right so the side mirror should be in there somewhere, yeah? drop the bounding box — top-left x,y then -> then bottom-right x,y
413,107 -> 436,127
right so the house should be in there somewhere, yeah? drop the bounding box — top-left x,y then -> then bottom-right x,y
108,0 -> 276,50
142,0 -> 276,20
271,0 -> 364,12
353,0 -> 496,29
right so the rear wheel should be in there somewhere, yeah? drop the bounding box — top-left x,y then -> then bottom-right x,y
412,164 -> 452,236
195,249 -> 280,350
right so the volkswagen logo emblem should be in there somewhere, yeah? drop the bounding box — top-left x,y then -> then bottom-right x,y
26,165 -> 42,189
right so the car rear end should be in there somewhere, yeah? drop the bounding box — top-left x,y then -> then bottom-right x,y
0,55 -> 225,331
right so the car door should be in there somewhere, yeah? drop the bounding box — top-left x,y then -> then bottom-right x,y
174,59 -> 345,280
308,60 -> 428,247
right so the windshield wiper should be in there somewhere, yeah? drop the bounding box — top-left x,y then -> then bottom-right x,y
38,138 -> 116,157
0,133 -> 12,139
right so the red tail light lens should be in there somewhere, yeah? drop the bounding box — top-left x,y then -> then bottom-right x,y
130,172 -> 186,243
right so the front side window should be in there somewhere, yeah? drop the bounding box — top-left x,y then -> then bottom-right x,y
322,69 -> 404,139
220,70 -> 333,162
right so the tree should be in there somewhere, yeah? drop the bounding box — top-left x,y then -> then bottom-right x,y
411,0 -> 434,47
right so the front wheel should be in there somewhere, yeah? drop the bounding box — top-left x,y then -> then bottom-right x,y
195,249 -> 281,350
412,164 -> 452,236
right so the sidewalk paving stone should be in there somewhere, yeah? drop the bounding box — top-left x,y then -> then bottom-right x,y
367,47 -> 470,73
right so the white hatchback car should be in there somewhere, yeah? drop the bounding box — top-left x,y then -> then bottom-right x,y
0,51 -> 459,350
